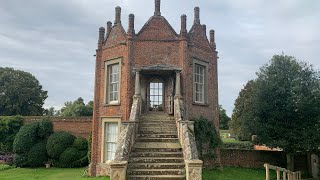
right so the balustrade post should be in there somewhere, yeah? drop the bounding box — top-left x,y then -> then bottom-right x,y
175,71 -> 181,98
264,164 -> 270,180
134,70 -> 141,97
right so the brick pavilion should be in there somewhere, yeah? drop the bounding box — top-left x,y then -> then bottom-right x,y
89,0 -> 219,179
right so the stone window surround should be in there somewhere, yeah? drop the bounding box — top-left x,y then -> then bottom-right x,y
104,58 -> 122,105
192,58 -> 209,105
100,117 -> 121,163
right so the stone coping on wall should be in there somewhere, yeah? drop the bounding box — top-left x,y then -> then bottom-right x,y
0,116 -> 92,122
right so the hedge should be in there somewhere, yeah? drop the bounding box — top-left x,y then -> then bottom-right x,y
37,118 -> 53,139
27,141 -> 48,167
222,141 -> 254,150
72,137 -> 88,151
0,116 -> 24,152
12,122 -> 38,154
47,132 -> 75,160
58,147 -> 88,168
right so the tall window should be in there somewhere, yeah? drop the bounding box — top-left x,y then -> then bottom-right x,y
105,122 -> 118,161
194,64 -> 205,103
106,62 -> 120,104
149,81 -> 163,111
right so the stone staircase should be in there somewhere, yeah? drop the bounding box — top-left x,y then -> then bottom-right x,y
127,112 -> 186,180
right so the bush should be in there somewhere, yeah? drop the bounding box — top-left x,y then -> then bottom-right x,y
12,122 -> 38,154
38,118 -> 53,138
58,147 -> 88,168
47,132 -> 75,160
0,116 -> 24,152
73,137 -> 88,150
192,116 -> 222,159
0,154 -> 13,164
27,141 -> 47,167
13,153 -> 28,167
0,164 -> 14,171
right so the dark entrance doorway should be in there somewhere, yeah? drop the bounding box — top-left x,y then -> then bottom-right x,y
149,80 -> 163,111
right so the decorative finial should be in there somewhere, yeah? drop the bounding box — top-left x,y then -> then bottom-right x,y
128,14 -> 135,35
194,7 -> 200,25
180,14 -> 187,37
115,6 -> 121,24
210,29 -> 216,50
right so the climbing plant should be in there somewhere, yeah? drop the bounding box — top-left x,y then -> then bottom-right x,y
192,116 -> 221,159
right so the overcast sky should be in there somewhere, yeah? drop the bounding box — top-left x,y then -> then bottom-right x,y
1,0 -> 319,116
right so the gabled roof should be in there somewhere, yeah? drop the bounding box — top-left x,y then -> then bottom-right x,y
137,16 -> 178,41
188,24 -> 211,51
104,24 -> 127,47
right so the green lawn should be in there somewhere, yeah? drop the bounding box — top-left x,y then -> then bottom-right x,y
0,165 -> 274,180
0,166 -> 109,180
203,166 -> 276,180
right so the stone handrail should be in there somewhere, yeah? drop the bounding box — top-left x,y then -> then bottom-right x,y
264,163 -> 302,180
174,97 -> 203,180
110,96 -> 141,180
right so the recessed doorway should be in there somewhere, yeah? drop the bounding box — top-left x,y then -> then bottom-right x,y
149,80 -> 163,111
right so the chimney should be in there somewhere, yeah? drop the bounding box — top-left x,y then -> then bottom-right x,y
194,7 -> 200,25
202,24 -> 207,36
114,6 -> 121,24
98,27 -> 105,48
180,14 -> 187,37
106,21 -> 112,37
154,0 -> 161,16
210,29 -> 216,50
128,14 -> 135,35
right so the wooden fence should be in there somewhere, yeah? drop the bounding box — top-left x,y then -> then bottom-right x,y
264,163 -> 302,180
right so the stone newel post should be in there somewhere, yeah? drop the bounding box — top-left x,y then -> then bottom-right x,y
134,70 -> 141,97
175,71 -> 181,98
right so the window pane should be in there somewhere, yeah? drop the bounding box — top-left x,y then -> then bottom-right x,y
105,122 -> 118,161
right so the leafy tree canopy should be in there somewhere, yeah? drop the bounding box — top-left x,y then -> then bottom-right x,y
219,105 -> 231,130
253,55 -> 320,153
60,97 -> 93,117
0,67 -> 48,116
229,80 -> 257,141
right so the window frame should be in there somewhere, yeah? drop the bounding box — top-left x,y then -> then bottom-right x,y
100,118 -> 120,163
104,58 -> 122,105
192,58 -> 208,105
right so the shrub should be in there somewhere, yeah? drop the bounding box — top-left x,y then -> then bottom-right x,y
58,147 -> 88,168
0,154 -> 13,164
38,118 -> 53,138
47,132 -> 75,160
27,141 -> 48,167
192,116 -> 222,159
0,164 -> 14,171
13,154 -> 28,167
13,122 -> 38,154
73,137 -> 88,150
0,116 -> 24,152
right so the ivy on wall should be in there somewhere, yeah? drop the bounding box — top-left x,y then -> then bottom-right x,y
192,116 -> 221,159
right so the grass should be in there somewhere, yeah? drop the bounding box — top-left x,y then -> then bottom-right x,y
0,166 -> 109,180
203,166 -> 276,180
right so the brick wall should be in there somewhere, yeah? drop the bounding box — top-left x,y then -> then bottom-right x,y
203,149 -> 309,173
23,116 -> 92,139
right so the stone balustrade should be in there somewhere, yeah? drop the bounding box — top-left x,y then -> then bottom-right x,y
264,163 -> 302,180
110,96 -> 141,180
174,97 -> 203,180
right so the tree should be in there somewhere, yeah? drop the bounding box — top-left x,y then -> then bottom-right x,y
219,105 -> 231,130
229,80 -> 257,141
0,67 -> 48,116
253,55 -> 320,170
43,107 -> 59,116
60,97 -> 93,117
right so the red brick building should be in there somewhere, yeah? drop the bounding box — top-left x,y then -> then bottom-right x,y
90,0 -> 219,178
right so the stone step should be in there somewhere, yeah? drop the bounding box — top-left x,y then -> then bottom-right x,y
136,138 -> 179,143
130,152 -> 183,158
127,175 -> 186,180
138,134 -> 178,138
127,169 -> 186,176
129,157 -> 184,163
128,163 -> 185,169
140,116 -> 175,121
139,122 -> 176,127
139,127 -> 177,134
133,148 -> 182,153
133,142 -> 181,149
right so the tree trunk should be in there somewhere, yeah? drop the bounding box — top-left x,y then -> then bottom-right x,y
286,153 -> 295,171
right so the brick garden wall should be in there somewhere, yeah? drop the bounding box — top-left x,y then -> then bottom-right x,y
203,149 -> 309,174
23,116 -> 92,139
